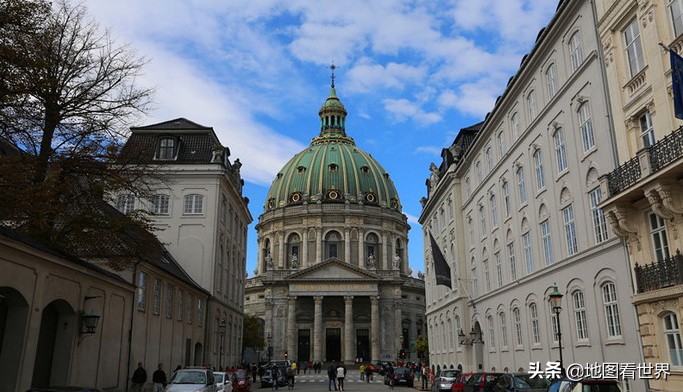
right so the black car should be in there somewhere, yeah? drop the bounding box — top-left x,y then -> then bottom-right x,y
384,367 -> 415,387
260,368 -> 286,388
432,369 -> 461,392
490,373 -> 551,392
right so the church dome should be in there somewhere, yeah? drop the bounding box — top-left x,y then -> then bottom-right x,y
265,84 -> 401,212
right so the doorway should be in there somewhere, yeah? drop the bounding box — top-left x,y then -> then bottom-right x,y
32,300 -> 75,388
356,329 -> 369,362
0,287 -> 29,392
298,329 -> 311,361
325,328 -> 341,362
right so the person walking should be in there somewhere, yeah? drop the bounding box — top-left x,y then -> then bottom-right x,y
272,367 -> 281,391
252,364 -> 258,383
386,363 -> 395,389
152,363 -> 167,392
421,365 -> 428,390
336,363 -> 346,391
365,364 -> 373,383
359,364 -> 365,381
327,363 -> 338,391
131,362 -> 147,392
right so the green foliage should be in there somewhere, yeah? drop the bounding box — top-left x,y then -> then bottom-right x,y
415,335 -> 429,361
242,314 -> 265,351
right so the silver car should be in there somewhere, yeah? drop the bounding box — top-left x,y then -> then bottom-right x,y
164,368 -> 217,392
432,369 -> 461,392
213,371 -> 233,392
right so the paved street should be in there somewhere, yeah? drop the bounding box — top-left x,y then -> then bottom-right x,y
254,371 -> 424,392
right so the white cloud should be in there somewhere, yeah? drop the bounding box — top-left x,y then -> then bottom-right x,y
346,59 -> 427,92
383,98 -> 442,126
404,213 -> 420,225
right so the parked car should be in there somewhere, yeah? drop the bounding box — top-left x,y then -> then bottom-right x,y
462,372 -> 504,392
432,369 -> 462,392
213,371 -> 233,392
260,368 -> 286,388
451,372 -> 474,392
548,378 -> 621,392
490,373 -> 551,392
229,369 -> 252,392
384,367 -> 415,387
165,368 -> 217,392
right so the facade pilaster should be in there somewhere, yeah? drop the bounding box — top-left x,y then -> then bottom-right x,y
382,232 -> 389,269
313,296 -> 323,362
278,231 -> 285,268
316,229 -> 322,262
344,229 -> 351,264
371,296 -> 380,361
344,296 -> 354,364
302,230 -> 308,268
287,296 -> 297,360
394,299 -> 402,355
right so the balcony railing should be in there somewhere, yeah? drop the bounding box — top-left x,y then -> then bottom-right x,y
607,155 -> 641,196
634,250 -> 683,293
607,126 -> 683,196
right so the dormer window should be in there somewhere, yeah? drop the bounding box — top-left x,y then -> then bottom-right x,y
360,166 -> 370,174
156,137 -> 176,160
297,166 -> 306,174
329,163 -> 338,172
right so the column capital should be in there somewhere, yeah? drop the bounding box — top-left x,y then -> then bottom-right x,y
370,296 -> 380,305
288,296 -> 297,304
314,296 -> 324,305
344,296 -> 354,304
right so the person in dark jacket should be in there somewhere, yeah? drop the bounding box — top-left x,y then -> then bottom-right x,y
132,362 -> 147,392
327,363 -> 338,391
152,363 -> 167,392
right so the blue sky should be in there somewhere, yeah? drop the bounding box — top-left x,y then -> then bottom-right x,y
85,0 -> 558,276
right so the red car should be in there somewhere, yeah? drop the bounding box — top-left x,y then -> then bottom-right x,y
229,369 -> 252,392
451,372 -> 474,392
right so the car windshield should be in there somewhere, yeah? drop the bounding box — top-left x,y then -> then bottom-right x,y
235,370 -> 248,379
394,368 -> 409,374
514,374 -> 551,388
170,370 -> 206,384
441,370 -> 459,378
214,373 -> 224,383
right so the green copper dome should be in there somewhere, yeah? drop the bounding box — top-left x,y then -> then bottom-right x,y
265,86 -> 401,211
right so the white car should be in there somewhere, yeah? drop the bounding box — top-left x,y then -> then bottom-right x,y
164,368 -> 217,392
213,371 -> 233,392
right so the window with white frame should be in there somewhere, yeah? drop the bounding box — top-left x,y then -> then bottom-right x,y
484,259 -> 491,292
578,104 -> 595,151
472,266 -> 478,298
495,251 -> 503,287
664,312 -> 683,367
465,178 -> 471,198
116,194 -> 135,214
650,212 -> 671,261
152,278 -> 161,315
183,194 -> 204,214
573,290 -> 588,340
511,113 -> 520,138
517,167 -> 527,204
491,195 -> 499,227
479,205 -> 487,237
476,161 -> 483,184
498,131 -> 507,156
546,64 -> 557,98
554,128 -> 568,172
533,149 -> 545,190
672,0 -> 683,37
137,271 -> 146,311
601,282 -> 622,338
523,232 -> 533,274
541,220 -> 553,265
468,216 -> 474,245
165,284 -> 174,319
488,316 -> 496,349
513,307 -> 523,346
503,181 -> 511,216
590,188 -> 609,244
500,312 -> 508,348
527,91 -> 537,121
551,311 -> 559,343
157,137 -> 176,160
569,32 -> 584,71
151,194 -> 170,215
624,17 -> 645,77
640,111 -> 656,148
486,147 -> 494,172
530,303 -> 540,345
563,205 -> 578,255
508,242 -> 517,280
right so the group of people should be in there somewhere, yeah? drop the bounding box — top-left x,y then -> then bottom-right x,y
131,362 -> 180,392
326,362 -> 348,391
293,360 -> 324,374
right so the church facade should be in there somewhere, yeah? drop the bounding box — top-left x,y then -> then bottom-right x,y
244,80 -> 426,364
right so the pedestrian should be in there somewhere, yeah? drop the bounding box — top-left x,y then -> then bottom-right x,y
365,364 -> 373,383
327,363 -> 338,391
286,366 -> 296,389
359,363 -> 365,381
252,363 -> 258,383
272,367 -> 281,391
131,362 -> 147,392
152,363 -> 167,392
336,363 -> 346,391
421,364 -> 428,390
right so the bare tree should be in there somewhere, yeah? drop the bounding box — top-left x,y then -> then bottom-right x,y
0,0 -> 157,266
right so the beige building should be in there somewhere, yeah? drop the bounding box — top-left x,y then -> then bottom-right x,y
420,1 -> 645,390
119,119 -> 253,368
597,0 -> 683,390
245,82 -> 426,364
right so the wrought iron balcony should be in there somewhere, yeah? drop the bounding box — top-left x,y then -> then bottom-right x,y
634,250 -> 683,293
606,126 -> 683,196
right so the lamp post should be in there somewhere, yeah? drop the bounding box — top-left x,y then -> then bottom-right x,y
218,320 -> 227,370
549,283 -> 564,374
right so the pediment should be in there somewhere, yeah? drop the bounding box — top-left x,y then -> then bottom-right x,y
286,258 -> 380,281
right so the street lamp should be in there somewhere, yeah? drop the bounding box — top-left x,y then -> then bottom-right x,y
218,320 -> 227,370
549,283 -> 564,374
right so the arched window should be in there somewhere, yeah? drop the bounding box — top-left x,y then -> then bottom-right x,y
527,90 -> 537,120
516,166 -> 527,204
499,312 -> 508,348
183,194 -> 204,214
287,233 -> 300,266
573,290 -> 588,340
533,149 -> 545,190
488,315 -> 496,349
513,307 -> 523,346
116,193 -> 135,214
510,113 -> 520,138
664,312 -> 683,366
546,64 -> 557,98
601,282 -> 622,338
569,32 -> 583,71
325,231 -> 342,259
578,103 -> 595,151
529,303 -> 540,345
554,128 -> 568,172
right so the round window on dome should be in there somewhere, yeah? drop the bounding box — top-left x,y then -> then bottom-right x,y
290,192 -> 302,203
365,192 -> 377,203
327,190 -> 341,200
329,163 -> 338,172
390,198 -> 399,209
267,198 -> 275,209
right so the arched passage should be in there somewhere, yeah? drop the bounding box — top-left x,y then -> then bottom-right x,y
194,342 -> 203,366
0,286 -> 29,391
32,299 -> 75,388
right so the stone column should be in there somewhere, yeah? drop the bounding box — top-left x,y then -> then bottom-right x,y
358,229 -> 364,267
313,296 -> 324,362
344,228 -> 351,264
302,230 -> 309,268
278,231 -> 285,269
265,298 -> 274,349
287,297 -> 297,360
316,228 -> 323,262
382,231 -> 389,269
371,296 -> 380,361
256,238 -> 263,274
344,296 -> 354,364
403,239 -> 410,275
394,299 -> 402,356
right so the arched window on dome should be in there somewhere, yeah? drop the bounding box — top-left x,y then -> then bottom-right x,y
366,233 -> 379,267
287,233 -> 300,269
325,230 -> 343,260
395,239 -> 403,270
262,238 -> 272,273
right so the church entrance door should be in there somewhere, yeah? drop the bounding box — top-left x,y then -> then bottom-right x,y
325,328 -> 341,362
298,329 -> 311,361
356,329 -> 369,361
